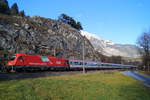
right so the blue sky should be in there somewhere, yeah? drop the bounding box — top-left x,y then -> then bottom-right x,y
8,0 -> 150,45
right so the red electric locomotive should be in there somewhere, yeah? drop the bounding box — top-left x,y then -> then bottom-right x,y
6,53 -> 69,71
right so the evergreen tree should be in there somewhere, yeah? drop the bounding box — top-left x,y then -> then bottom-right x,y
58,13 -> 69,23
58,13 -> 83,30
19,10 -> 25,17
0,0 -> 10,14
76,22 -> 83,30
11,3 -> 19,15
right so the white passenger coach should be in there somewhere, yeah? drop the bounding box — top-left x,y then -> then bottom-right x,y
68,59 -> 136,70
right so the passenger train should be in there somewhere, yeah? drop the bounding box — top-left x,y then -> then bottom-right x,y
3,53 -> 136,72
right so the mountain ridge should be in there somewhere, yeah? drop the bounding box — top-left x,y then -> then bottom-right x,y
81,31 -> 140,58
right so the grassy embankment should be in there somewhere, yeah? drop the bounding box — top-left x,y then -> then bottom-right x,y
0,71 -> 150,100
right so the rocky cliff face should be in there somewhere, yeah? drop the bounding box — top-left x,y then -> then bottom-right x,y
0,14 -> 100,61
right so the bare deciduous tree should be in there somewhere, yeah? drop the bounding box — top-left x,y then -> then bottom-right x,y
137,32 -> 150,71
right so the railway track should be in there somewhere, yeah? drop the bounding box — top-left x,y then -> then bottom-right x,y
0,70 -> 121,81
0,70 -> 96,81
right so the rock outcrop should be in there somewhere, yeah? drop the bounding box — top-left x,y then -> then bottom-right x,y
0,14 -> 100,61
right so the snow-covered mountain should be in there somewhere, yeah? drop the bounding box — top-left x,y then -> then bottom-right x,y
81,31 -> 140,58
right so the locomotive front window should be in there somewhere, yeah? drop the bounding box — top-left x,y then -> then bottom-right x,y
10,56 -> 16,61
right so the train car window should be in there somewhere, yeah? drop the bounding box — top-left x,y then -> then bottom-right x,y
89,63 -> 92,66
88,63 -> 92,66
69,61 -> 73,65
74,62 -> 79,65
97,64 -> 100,66
94,63 -> 98,66
93,63 -> 96,66
78,62 -> 81,65
80,62 -> 83,65
85,62 -> 88,65
71,61 -> 76,65
84,62 -> 87,65
92,63 -> 95,66
71,61 -> 75,65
